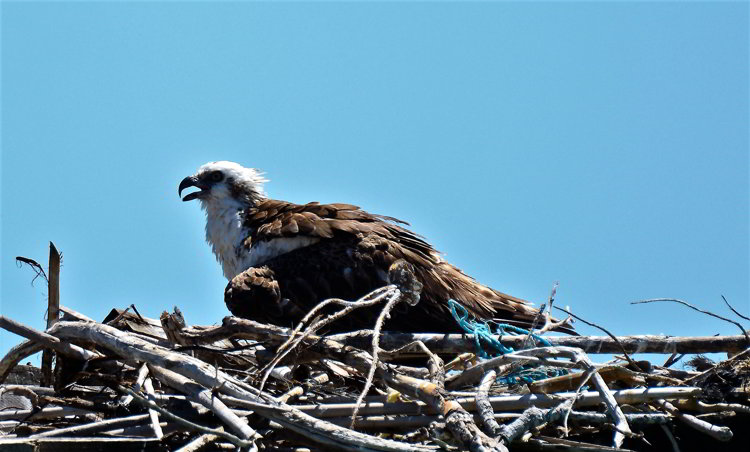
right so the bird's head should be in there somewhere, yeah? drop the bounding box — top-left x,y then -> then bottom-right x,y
179,161 -> 268,207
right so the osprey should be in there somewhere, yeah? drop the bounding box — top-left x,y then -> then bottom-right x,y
180,161 -> 557,333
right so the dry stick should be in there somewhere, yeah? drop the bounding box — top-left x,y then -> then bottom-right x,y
632,298 -> 750,343
653,399 -> 733,442
554,306 -> 643,372
143,377 -> 164,439
326,409 -> 673,430
119,362 -> 150,407
476,369 -> 501,436
259,286 -> 396,392
447,347 -> 577,389
0,406 -> 91,421
672,399 -> 750,415
49,321 -> 434,452
351,289 -> 403,428
0,317 -> 100,362
28,414 -> 150,438
41,242 -> 61,387
285,386 -> 701,418
561,368 -> 596,437
59,305 -> 96,323
497,398 -> 575,445
148,364 -> 259,441
332,332 -> 749,355
119,385 -> 258,451
522,281 -> 558,349
280,373 -> 330,403
722,295 -> 750,322
175,427 -> 225,452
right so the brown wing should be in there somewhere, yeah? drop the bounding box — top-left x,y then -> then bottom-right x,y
229,200 -> 559,333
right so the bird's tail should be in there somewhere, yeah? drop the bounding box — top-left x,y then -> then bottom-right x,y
438,262 -> 575,335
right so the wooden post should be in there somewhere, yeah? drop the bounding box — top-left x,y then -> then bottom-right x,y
41,242 -> 60,387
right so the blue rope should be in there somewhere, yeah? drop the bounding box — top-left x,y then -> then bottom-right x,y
448,299 -> 566,384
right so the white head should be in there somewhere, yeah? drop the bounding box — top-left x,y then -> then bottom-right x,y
179,161 -> 268,208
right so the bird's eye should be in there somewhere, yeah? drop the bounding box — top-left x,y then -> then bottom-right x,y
210,171 -> 224,182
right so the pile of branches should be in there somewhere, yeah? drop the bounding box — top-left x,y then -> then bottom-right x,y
1,251 -> 749,451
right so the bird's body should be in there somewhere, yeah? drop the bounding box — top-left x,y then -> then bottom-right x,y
180,161 -> 557,333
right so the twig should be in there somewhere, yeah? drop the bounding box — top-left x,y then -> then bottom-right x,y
0,316 -> 100,362
721,295 -> 750,321
279,372 -> 330,403
476,370 -> 501,436
176,428 -> 225,452
258,286 -> 396,391
119,385 -> 258,451
148,364 -> 259,441
143,377 -> 164,439
672,399 -> 750,415
555,307 -> 642,372
632,298 -> 750,343
0,406 -> 92,421
332,332 -> 749,356
653,399 -> 733,442
522,281 -> 559,349
351,289 -> 403,428
497,398 -> 575,445
29,414 -> 150,438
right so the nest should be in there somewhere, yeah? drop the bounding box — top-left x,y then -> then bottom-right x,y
1,250 -> 748,451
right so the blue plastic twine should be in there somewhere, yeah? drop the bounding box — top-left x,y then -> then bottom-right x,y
448,299 -> 566,384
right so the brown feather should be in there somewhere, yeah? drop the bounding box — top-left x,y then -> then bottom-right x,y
227,199 -> 572,333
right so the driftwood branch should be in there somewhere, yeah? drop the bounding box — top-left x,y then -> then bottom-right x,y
331,332 -> 749,355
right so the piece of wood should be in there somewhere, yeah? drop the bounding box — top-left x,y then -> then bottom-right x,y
0,316 -> 100,363
148,364 -> 258,441
29,414 -> 150,439
286,386 -> 702,418
0,437 -> 163,452
40,243 -> 61,387
330,332 -> 749,355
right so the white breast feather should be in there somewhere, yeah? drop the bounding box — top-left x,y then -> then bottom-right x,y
204,201 -> 320,279
239,237 -> 321,273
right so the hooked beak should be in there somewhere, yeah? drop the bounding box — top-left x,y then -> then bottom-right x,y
178,175 -> 207,202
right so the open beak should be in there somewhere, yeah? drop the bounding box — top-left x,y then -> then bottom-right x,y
178,175 -> 207,202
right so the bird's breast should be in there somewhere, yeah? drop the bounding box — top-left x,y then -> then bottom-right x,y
237,236 -> 322,275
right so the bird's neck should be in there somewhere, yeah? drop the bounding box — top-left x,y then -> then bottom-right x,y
202,197 -> 253,280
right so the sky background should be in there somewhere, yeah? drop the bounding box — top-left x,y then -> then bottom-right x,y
1,1 -> 748,365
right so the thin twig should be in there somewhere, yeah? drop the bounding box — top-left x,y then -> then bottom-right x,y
259,286 -> 395,392
721,295 -> 750,322
351,289 -> 403,428
632,298 -> 749,343
554,306 -> 643,371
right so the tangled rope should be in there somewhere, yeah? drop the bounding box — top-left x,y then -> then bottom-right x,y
448,300 -> 567,384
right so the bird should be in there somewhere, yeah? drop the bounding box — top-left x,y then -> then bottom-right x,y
179,161 -> 565,333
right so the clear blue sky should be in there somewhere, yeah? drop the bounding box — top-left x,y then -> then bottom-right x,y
2,2 -> 748,362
